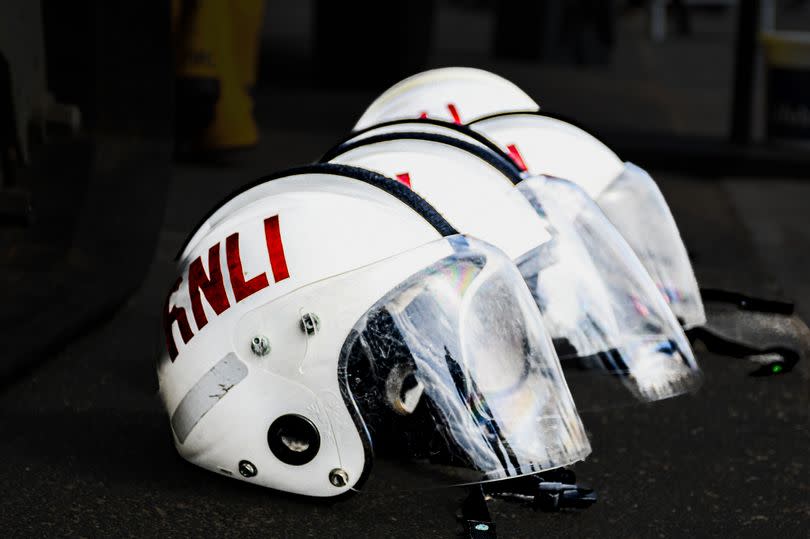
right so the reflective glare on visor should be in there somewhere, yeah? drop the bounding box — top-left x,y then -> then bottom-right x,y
513,176 -> 701,405
338,237 -> 590,491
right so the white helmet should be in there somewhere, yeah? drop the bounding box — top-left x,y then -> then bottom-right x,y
469,112 -> 706,329
321,134 -> 700,403
354,67 -> 539,131
353,68 -> 706,329
159,164 -> 590,497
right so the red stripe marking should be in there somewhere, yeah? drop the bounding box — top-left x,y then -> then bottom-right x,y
264,215 -> 290,282
447,103 -> 462,124
395,173 -> 412,188
506,144 -> 529,172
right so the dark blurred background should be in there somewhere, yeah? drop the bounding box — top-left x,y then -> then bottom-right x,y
1,1 -> 808,537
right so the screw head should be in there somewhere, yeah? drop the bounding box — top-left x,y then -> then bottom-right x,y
300,313 -> 320,335
329,468 -> 349,487
250,335 -> 271,356
238,460 -> 257,478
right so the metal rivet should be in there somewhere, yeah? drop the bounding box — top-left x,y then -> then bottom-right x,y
238,460 -> 257,478
250,335 -> 271,356
329,468 -> 349,487
300,313 -> 320,335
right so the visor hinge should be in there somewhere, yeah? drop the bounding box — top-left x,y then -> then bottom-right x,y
300,312 -> 321,335
250,335 -> 271,356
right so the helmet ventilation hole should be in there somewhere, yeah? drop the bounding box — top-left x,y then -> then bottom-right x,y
268,414 -> 321,466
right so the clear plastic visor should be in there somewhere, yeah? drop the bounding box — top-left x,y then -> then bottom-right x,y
340,236 -> 590,491
596,163 -> 706,329
515,176 -> 701,404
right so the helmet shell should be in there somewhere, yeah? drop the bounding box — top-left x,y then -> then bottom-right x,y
354,67 -> 539,130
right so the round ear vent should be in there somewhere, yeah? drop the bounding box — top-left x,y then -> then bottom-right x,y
267,414 -> 321,466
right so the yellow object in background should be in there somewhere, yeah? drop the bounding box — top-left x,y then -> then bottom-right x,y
230,0 -> 265,93
173,0 -> 264,153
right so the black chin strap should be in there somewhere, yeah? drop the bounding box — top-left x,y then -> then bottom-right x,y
687,326 -> 800,376
459,469 -> 597,537
690,289 -> 805,376
483,468 -> 597,512
699,288 -> 794,316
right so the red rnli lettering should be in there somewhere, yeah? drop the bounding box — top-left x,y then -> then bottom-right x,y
163,277 -> 194,361
164,214 -> 290,361
226,232 -> 270,302
264,215 -> 290,282
188,243 -> 230,330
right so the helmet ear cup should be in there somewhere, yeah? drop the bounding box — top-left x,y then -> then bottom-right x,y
267,414 -> 321,466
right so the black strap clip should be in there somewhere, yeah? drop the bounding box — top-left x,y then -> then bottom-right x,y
460,485 -> 497,538
484,468 -> 597,512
